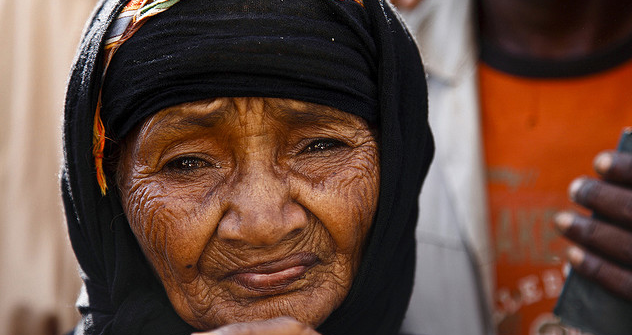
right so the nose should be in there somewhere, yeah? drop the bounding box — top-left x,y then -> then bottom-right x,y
216,161 -> 308,246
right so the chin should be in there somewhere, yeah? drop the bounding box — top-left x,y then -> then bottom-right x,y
168,264 -> 352,330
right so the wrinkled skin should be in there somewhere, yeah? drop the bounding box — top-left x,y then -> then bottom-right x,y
117,97 -> 380,331
555,151 -> 632,301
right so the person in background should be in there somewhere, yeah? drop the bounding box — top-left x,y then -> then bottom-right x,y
390,0 -> 632,334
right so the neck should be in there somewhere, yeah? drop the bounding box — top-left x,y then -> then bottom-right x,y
479,0 -> 632,59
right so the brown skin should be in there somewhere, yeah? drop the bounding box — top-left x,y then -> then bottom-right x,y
117,97 -> 380,332
555,151 -> 632,301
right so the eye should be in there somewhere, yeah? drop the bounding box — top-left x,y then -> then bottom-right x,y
165,156 -> 216,172
301,138 -> 346,154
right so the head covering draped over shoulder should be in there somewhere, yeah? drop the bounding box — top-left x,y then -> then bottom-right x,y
62,0 -> 433,334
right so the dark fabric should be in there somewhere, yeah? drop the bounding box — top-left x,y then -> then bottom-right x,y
101,0 -> 378,140
62,1 -> 433,334
554,271 -> 632,335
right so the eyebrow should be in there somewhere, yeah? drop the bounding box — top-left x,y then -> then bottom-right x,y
274,106 -> 351,128
178,111 -> 227,128
158,104 -> 233,130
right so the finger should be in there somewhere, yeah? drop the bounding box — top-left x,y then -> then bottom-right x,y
193,317 -> 320,335
390,0 -> 423,10
555,212 -> 632,265
569,177 -> 632,226
568,247 -> 632,301
594,151 -> 632,185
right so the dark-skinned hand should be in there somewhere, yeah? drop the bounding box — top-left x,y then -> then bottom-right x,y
555,151 -> 632,301
192,317 -> 321,335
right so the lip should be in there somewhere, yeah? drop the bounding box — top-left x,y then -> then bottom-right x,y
227,252 -> 319,293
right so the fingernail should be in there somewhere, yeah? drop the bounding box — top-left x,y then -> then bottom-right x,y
567,247 -> 585,266
594,152 -> 613,175
554,212 -> 574,232
568,178 -> 585,202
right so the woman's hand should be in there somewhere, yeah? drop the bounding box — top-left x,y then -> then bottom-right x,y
192,317 -> 321,335
555,151 -> 632,301
389,0 -> 424,11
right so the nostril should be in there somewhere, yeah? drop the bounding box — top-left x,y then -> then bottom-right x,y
284,202 -> 308,225
216,209 -> 242,242
218,183 -> 308,246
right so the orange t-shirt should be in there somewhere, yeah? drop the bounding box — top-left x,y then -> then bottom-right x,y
479,57 -> 632,335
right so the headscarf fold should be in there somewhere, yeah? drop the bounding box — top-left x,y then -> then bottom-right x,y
62,0 -> 433,334
94,0 -> 181,194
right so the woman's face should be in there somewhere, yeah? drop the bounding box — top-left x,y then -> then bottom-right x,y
118,97 -> 380,330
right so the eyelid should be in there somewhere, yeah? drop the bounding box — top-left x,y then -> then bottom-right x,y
299,138 -> 348,154
149,137 -> 221,167
161,153 -> 221,172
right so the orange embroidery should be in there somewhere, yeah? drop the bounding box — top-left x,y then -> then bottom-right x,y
93,0 -> 180,195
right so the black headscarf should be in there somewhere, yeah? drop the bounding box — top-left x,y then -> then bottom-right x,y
62,0 -> 433,334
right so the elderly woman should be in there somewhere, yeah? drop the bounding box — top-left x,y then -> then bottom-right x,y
62,0 -> 433,334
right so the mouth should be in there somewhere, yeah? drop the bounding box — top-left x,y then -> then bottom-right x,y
226,252 -> 319,294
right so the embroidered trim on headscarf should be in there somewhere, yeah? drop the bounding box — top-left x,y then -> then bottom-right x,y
93,0 -> 180,195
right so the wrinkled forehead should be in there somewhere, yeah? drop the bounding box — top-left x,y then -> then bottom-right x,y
139,98 -> 372,138
158,98 -> 358,119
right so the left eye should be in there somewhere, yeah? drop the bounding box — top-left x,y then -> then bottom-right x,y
301,139 -> 345,153
165,156 -> 211,171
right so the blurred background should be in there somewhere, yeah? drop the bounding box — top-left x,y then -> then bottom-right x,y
0,0 -> 97,333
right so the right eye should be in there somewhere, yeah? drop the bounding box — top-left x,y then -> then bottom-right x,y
165,156 -> 211,172
300,138 -> 346,154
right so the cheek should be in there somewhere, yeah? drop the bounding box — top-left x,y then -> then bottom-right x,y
122,177 -> 222,281
300,149 -> 380,254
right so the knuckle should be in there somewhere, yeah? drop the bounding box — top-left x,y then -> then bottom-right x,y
579,252 -> 602,278
578,217 -> 598,243
578,179 -> 600,203
591,260 -> 632,301
623,196 -> 632,221
291,322 -> 309,331
299,326 -> 317,335
277,316 -> 297,323
283,319 -> 315,334
617,152 -> 632,175
624,243 -> 632,265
